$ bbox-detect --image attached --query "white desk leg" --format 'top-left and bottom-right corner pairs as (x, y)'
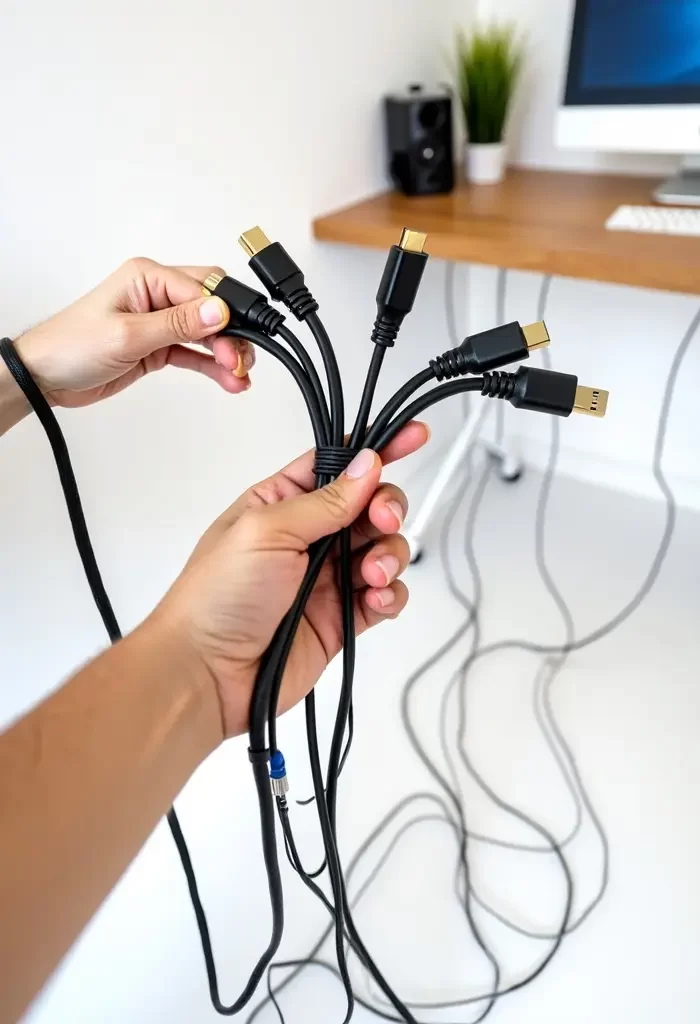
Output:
(405, 400), (492, 563)
(481, 434), (523, 482)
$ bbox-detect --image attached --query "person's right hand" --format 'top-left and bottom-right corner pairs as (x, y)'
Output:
(152, 423), (428, 741)
(13, 257), (253, 409)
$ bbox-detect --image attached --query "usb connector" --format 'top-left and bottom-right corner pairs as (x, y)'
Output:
(239, 226), (272, 260)
(238, 226), (318, 320)
(200, 272), (284, 335)
(521, 321), (550, 352)
(574, 385), (608, 418)
(430, 320), (551, 379)
(371, 227), (429, 347)
(399, 228), (427, 254)
(504, 366), (609, 418)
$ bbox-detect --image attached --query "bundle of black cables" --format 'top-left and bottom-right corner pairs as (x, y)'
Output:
(0, 226), (609, 1023)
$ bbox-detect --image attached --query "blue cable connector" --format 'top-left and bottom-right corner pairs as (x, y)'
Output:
(269, 750), (289, 796)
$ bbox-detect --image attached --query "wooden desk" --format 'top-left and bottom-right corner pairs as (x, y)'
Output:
(312, 168), (700, 296)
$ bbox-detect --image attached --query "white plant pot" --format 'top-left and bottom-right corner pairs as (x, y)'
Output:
(465, 142), (506, 185)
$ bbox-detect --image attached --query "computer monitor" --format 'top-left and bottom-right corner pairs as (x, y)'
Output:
(557, 0), (700, 204)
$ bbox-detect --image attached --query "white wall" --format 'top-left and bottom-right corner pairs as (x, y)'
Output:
(3, 2), (697, 1023)
(468, 0), (700, 508)
(0, 1), (472, 1021)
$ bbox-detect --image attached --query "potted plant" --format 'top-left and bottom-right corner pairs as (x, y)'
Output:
(455, 23), (523, 185)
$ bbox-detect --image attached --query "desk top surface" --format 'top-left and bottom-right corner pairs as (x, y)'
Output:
(312, 168), (700, 295)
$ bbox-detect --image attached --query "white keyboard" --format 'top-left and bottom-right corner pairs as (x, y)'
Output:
(606, 205), (700, 236)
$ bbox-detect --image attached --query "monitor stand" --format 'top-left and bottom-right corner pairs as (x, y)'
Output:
(655, 155), (700, 206)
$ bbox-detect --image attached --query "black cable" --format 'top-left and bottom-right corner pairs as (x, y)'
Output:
(445, 262), (470, 418)
(0, 338), (120, 642)
(304, 311), (344, 445)
(0, 334), (307, 1017)
(368, 368), (435, 446)
(276, 323), (331, 445)
(349, 346), (386, 449)
(223, 327), (328, 451)
(367, 378), (489, 452)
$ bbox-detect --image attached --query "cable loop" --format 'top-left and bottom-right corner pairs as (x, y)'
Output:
(313, 447), (358, 477)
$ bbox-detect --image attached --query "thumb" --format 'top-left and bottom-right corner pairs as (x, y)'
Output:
(261, 449), (382, 547)
(120, 295), (230, 355)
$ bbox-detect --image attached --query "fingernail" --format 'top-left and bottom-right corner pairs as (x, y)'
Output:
(387, 500), (404, 528)
(233, 352), (246, 378)
(241, 346), (255, 371)
(199, 297), (228, 327)
(375, 587), (396, 609)
(345, 449), (375, 479)
(375, 555), (399, 586)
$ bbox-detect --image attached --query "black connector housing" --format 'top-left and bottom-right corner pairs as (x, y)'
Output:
(431, 321), (550, 380)
(247, 242), (319, 320)
(371, 237), (429, 347)
(465, 322), (530, 372)
(508, 365), (578, 417)
(208, 276), (285, 335)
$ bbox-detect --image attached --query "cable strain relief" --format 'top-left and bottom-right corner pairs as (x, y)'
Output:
(429, 348), (469, 381)
(370, 314), (400, 348)
(481, 371), (516, 400)
(287, 286), (319, 320)
(256, 305), (285, 335)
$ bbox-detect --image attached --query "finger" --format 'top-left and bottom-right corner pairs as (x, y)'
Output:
(165, 345), (251, 393)
(117, 259), (227, 311)
(359, 580), (410, 630)
(211, 335), (256, 377)
(254, 450), (382, 549)
(174, 265), (227, 286)
(117, 294), (231, 359)
(343, 483), (407, 556)
(276, 421), (429, 495)
(350, 533), (410, 590)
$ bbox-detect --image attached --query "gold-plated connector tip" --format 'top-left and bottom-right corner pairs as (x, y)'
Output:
(574, 385), (609, 418)
(522, 321), (550, 351)
(239, 226), (272, 259)
(399, 228), (427, 254)
(201, 273), (224, 297)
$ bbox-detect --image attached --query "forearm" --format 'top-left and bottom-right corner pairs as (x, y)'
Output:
(0, 614), (222, 1023)
(0, 355), (29, 437)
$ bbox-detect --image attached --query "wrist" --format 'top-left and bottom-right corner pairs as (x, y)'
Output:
(0, 345), (30, 436)
(133, 610), (225, 761)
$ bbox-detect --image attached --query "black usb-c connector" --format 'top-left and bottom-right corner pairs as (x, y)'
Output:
(371, 228), (429, 347)
(239, 227), (319, 320)
(431, 320), (550, 379)
(202, 272), (284, 335)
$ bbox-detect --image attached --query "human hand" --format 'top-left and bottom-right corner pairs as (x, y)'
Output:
(154, 423), (429, 739)
(13, 258), (254, 408)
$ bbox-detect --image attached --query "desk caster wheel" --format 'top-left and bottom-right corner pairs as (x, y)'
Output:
(499, 455), (523, 484)
(406, 534), (423, 564)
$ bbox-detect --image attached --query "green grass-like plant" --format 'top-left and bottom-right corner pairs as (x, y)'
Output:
(456, 24), (523, 144)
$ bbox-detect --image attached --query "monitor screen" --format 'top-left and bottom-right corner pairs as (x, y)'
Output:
(565, 0), (700, 105)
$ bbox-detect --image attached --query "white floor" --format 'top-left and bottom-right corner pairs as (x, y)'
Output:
(265, 453), (700, 1024)
(15, 444), (700, 1024)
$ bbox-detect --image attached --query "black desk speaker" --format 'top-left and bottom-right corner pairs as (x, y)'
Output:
(384, 84), (454, 196)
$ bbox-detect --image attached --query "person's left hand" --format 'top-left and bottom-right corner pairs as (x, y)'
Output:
(13, 257), (253, 408)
